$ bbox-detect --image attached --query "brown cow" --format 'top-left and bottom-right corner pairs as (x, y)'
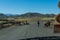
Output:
(44, 21), (51, 28)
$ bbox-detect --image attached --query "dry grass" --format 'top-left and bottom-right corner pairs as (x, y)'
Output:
(0, 21), (6, 23)
(41, 17), (55, 21)
(9, 17), (42, 23)
(7, 17), (55, 23)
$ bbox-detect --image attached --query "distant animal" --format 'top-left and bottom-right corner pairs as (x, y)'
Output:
(44, 21), (51, 27)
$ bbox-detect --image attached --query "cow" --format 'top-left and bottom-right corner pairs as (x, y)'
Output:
(44, 20), (51, 28)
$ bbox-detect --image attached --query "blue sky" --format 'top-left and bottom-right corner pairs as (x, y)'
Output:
(0, 0), (59, 15)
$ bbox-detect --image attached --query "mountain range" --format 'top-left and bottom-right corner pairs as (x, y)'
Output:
(0, 12), (56, 18)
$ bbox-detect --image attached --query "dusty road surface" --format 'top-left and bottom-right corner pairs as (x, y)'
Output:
(0, 21), (60, 40)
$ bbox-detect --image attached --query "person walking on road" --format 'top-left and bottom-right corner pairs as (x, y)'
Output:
(37, 20), (40, 27)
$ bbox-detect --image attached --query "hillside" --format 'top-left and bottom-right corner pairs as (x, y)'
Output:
(0, 12), (56, 18)
(15, 12), (56, 18)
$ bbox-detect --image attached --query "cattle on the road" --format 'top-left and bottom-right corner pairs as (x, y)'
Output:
(44, 21), (51, 27)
